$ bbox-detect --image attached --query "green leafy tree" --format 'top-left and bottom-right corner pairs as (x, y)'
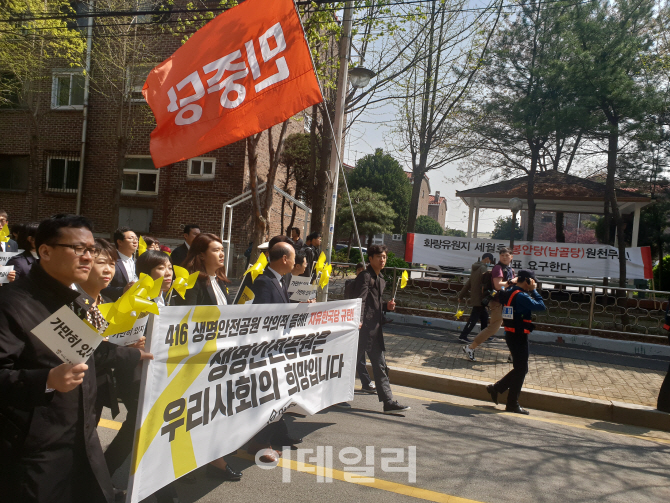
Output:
(491, 216), (523, 241)
(346, 149), (412, 233)
(414, 215), (443, 236)
(443, 227), (466, 237)
(565, 0), (662, 286)
(336, 188), (396, 249)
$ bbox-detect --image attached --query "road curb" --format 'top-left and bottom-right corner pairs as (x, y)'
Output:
(386, 312), (670, 358)
(373, 365), (670, 433)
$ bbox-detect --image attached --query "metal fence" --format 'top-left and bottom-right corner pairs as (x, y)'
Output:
(328, 262), (670, 343)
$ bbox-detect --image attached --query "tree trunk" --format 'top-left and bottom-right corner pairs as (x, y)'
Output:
(367, 234), (374, 250)
(555, 211), (565, 242)
(110, 136), (129, 236)
(658, 238), (663, 290)
(311, 104), (333, 233)
(407, 172), (424, 233)
(526, 146), (539, 241)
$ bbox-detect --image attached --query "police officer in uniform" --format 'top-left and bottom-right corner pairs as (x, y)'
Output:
(658, 305), (670, 412)
(486, 269), (546, 415)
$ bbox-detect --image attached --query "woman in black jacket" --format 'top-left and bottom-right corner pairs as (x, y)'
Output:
(174, 233), (231, 306)
(6, 221), (39, 281)
(173, 233), (242, 481)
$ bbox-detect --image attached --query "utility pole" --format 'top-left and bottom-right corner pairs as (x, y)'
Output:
(319, 2), (354, 302)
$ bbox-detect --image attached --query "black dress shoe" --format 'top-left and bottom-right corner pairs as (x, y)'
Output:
(206, 463), (243, 481)
(486, 385), (498, 405)
(505, 404), (529, 415)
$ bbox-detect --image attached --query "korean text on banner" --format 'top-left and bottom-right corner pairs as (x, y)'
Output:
(0, 252), (19, 267)
(405, 233), (653, 280)
(127, 299), (361, 503)
(142, 0), (323, 168)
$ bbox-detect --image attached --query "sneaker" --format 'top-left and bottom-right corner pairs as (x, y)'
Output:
(383, 401), (411, 414)
(360, 384), (377, 394)
(462, 345), (476, 361)
(507, 354), (513, 363)
(458, 336), (470, 343)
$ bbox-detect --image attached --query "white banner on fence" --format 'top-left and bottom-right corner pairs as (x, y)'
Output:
(127, 299), (361, 503)
(405, 233), (653, 279)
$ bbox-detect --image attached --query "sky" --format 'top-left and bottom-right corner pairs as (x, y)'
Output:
(339, 0), (510, 234)
(342, 104), (508, 234)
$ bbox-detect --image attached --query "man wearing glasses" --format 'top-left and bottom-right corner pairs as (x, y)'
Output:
(103, 226), (139, 301)
(0, 214), (113, 503)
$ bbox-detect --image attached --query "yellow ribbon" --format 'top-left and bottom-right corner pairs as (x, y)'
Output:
(0, 224), (9, 243)
(166, 265), (199, 300)
(400, 270), (409, 289)
(314, 251), (327, 274)
(244, 253), (268, 282)
(318, 263), (332, 289)
(455, 310), (465, 320)
(138, 236), (147, 256)
(98, 273), (162, 337)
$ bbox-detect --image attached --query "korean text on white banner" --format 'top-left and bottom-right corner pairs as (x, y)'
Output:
(127, 299), (361, 502)
(405, 233), (653, 280)
(0, 251), (19, 267)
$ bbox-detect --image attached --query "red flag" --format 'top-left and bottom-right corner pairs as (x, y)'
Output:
(142, 0), (323, 168)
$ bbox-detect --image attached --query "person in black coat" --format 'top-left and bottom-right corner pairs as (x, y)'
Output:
(0, 214), (113, 503)
(353, 244), (410, 415)
(101, 227), (138, 301)
(290, 227), (304, 252)
(6, 221), (39, 282)
(248, 242), (302, 460)
(169, 224), (201, 268)
(171, 234), (242, 483)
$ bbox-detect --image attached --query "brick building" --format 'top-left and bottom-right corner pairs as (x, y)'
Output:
(0, 9), (307, 278)
(427, 191), (447, 229)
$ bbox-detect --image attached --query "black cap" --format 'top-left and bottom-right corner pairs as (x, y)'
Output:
(482, 253), (495, 262)
(517, 269), (535, 281)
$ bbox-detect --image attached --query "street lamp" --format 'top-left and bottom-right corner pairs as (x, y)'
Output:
(509, 197), (523, 250)
(348, 66), (376, 89)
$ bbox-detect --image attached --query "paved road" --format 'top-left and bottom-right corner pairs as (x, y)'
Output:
(98, 383), (670, 503)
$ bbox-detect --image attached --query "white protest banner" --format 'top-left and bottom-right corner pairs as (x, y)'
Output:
(0, 265), (13, 284)
(287, 275), (317, 302)
(127, 299), (361, 502)
(107, 316), (148, 346)
(405, 233), (653, 280)
(0, 251), (18, 267)
(30, 305), (104, 364)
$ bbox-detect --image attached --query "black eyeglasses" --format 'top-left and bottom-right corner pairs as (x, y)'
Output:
(51, 244), (101, 258)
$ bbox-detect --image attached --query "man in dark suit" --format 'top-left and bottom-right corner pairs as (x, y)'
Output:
(353, 244), (410, 414)
(101, 227), (138, 301)
(249, 242), (300, 461)
(0, 209), (19, 253)
(170, 224), (200, 268)
(252, 242), (294, 304)
(290, 227), (304, 252)
(0, 214), (113, 503)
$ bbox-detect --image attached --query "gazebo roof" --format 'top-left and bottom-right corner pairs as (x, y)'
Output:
(456, 171), (651, 214)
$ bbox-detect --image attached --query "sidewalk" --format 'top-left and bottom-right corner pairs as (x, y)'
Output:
(382, 326), (668, 408)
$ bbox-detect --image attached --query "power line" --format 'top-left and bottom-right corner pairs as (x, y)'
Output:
(0, 0), (587, 24)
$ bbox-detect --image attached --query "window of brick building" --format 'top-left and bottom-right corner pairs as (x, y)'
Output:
(542, 214), (553, 223)
(46, 156), (80, 192)
(392, 234), (402, 241)
(127, 64), (155, 102)
(51, 69), (85, 109)
(188, 157), (215, 179)
(122, 157), (158, 195)
(0, 155), (29, 191)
